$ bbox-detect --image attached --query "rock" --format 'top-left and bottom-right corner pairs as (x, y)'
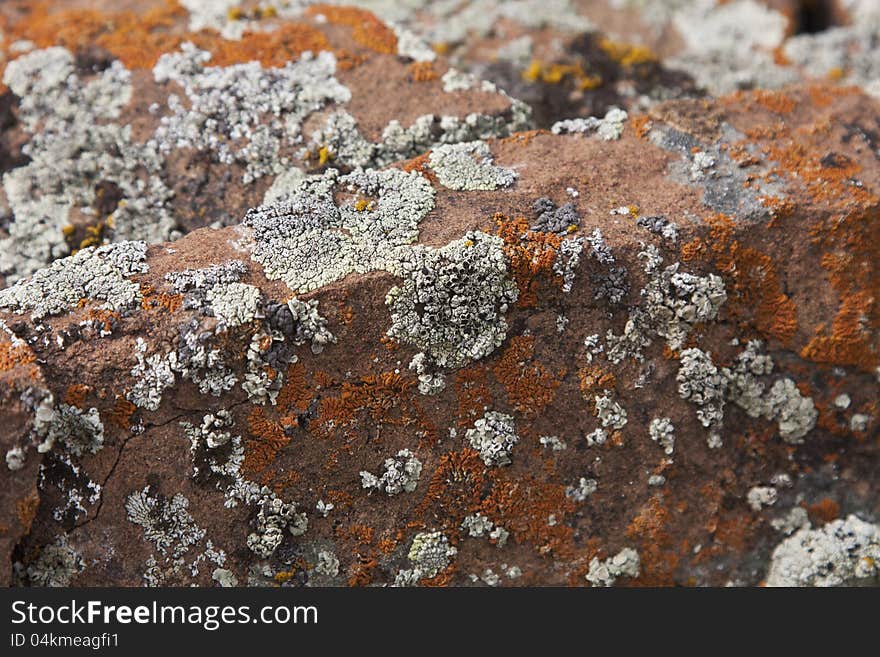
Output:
(0, 1), (877, 588)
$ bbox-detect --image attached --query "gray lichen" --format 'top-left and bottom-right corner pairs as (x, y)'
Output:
(125, 487), (206, 559)
(551, 107), (628, 140)
(153, 44), (350, 184)
(385, 231), (518, 369)
(427, 141), (517, 191)
(585, 547), (640, 587)
(0, 242), (148, 321)
(465, 410), (519, 467)
(360, 449), (423, 496)
(394, 531), (457, 586)
(766, 515), (880, 587)
(245, 168), (435, 293)
(1, 48), (173, 280)
(648, 417), (675, 455)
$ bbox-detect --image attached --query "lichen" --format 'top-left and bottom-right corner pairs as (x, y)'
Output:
(360, 449), (423, 495)
(153, 43), (351, 183)
(427, 140), (517, 191)
(394, 530), (457, 586)
(245, 167), (435, 293)
(551, 107), (628, 140)
(385, 231), (518, 369)
(766, 515), (880, 587)
(465, 410), (518, 467)
(585, 547), (640, 587)
(0, 242), (148, 320)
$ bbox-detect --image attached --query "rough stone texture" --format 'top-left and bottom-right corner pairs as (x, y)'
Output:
(0, 1), (878, 588)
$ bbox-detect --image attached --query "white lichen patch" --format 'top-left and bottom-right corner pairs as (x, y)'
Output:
(386, 231), (518, 369)
(427, 141), (517, 191)
(585, 547), (640, 587)
(565, 477), (598, 502)
(677, 348), (727, 429)
(0, 242), (148, 320)
(245, 167), (435, 293)
(126, 487), (206, 559)
(153, 44), (351, 183)
(360, 449), (423, 496)
(33, 403), (105, 457)
(747, 485), (778, 512)
(551, 107), (628, 140)
(394, 531), (457, 586)
(766, 515), (880, 587)
(465, 411), (519, 467)
(206, 282), (261, 328)
(18, 535), (84, 587)
(1, 48), (173, 280)
(128, 338), (177, 412)
(594, 393), (628, 429)
(649, 417), (675, 455)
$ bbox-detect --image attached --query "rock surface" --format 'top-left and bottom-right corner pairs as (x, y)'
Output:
(0, 1), (878, 587)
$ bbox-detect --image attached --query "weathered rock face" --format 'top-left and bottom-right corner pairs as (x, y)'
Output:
(0, 2), (878, 588)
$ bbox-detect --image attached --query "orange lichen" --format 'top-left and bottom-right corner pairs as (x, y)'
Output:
(401, 151), (438, 184)
(626, 494), (678, 586)
(407, 61), (438, 82)
(480, 476), (575, 557)
(746, 89), (796, 115)
(598, 38), (658, 68)
(105, 397), (136, 430)
(577, 365), (616, 400)
(522, 59), (602, 90)
(62, 384), (91, 409)
(0, 342), (36, 373)
(805, 498), (840, 526)
(686, 214), (798, 345)
(417, 448), (486, 529)
(454, 366), (493, 427)
(492, 335), (564, 418)
(2, 1), (346, 73)
(630, 115), (652, 139)
(494, 213), (563, 308)
(243, 407), (290, 481)
(16, 493), (40, 531)
(313, 371), (421, 444)
(140, 284), (183, 313)
(305, 5), (397, 54)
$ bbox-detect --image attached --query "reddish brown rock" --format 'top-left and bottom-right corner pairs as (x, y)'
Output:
(1, 79), (878, 586)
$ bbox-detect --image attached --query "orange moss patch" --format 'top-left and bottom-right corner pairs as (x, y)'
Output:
(243, 407), (290, 482)
(494, 213), (563, 308)
(407, 61), (438, 82)
(16, 493), (40, 531)
(105, 397), (136, 430)
(0, 341), (37, 373)
(480, 476), (575, 557)
(805, 498), (840, 526)
(63, 384), (91, 409)
(306, 5), (397, 54)
(492, 335), (564, 418)
(684, 214), (798, 344)
(417, 448), (487, 530)
(455, 366), (493, 428)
